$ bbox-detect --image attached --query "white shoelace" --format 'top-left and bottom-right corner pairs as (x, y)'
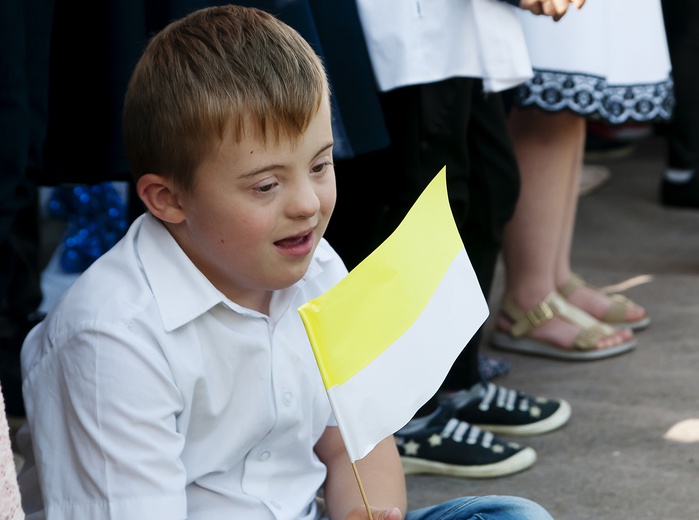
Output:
(478, 383), (528, 413)
(441, 418), (494, 448)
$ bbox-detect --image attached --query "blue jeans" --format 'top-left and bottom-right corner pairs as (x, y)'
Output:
(405, 496), (554, 520)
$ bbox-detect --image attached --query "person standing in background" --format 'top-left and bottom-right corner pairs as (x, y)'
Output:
(492, 0), (672, 360)
(324, 0), (583, 478)
(659, 0), (699, 209)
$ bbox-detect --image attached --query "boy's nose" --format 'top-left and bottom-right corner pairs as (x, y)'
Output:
(288, 179), (321, 218)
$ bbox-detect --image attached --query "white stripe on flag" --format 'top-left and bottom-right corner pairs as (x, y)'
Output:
(326, 249), (488, 461)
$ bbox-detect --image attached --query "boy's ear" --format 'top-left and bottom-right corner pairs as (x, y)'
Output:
(136, 174), (186, 223)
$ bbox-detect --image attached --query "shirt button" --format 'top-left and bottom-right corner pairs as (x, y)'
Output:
(282, 391), (293, 405)
(259, 450), (271, 461)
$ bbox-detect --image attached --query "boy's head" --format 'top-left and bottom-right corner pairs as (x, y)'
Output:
(124, 6), (336, 311)
(123, 5), (329, 192)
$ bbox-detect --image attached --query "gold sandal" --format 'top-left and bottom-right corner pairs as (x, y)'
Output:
(558, 273), (651, 331)
(491, 292), (636, 361)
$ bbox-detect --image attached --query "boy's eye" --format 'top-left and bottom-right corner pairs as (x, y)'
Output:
(311, 160), (333, 174)
(256, 181), (277, 193)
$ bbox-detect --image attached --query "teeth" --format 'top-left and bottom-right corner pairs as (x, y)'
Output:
(278, 235), (305, 246)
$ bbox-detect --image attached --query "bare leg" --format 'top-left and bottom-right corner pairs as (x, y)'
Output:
(503, 108), (576, 307)
(553, 122), (647, 327)
(499, 108), (630, 351)
(553, 112), (585, 286)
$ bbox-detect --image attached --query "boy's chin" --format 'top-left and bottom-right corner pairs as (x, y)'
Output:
(272, 261), (314, 289)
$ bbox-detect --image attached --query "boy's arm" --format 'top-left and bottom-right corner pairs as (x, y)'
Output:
(315, 426), (406, 520)
(20, 326), (188, 519)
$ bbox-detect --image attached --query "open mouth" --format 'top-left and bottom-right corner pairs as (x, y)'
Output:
(275, 231), (311, 247)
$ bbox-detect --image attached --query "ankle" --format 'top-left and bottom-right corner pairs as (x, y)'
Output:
(502, 290), (557, 315)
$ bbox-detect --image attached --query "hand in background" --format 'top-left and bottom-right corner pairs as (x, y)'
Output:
(519, 0), (585, 22)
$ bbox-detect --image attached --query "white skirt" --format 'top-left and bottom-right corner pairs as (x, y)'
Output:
(355, 0), (532, 93)
(513, 0), (674, 123)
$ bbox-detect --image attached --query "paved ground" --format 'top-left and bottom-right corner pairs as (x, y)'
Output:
(405, 133), (699, 519)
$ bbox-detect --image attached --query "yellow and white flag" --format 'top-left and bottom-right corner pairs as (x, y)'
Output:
(298, 167), (489, 462)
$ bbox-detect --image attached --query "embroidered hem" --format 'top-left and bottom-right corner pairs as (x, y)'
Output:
(514, 69), (674, 124)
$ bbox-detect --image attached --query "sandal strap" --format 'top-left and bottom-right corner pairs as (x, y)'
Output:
(573, 324), (609, 350)
(541, 296), (612, 350)
(559, 273), (639, 324)
(501, 292), (610, 351)
(557, 273), (586, 298)
(501, 292), (562, 338)
(604, 293), (633, 322)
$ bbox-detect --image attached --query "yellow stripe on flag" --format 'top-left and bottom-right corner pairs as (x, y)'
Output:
(299, 167), (461, 389)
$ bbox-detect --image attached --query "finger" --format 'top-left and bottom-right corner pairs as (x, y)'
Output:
(553, 0), (571, 15)
(345, 506), (403, 520)
(540, 0), (558, 18)
(374, 508), (403, 520)
(547, 0), (569, 21)
(519, 0), (544, 16)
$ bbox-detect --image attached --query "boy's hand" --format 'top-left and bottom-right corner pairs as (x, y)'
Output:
(343, 506), (403, 520)
(518, 0), (585, 22)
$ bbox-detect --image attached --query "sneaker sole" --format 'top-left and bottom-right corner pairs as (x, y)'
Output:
(400, 446), (537, 479)
(473, 399), (572, 436)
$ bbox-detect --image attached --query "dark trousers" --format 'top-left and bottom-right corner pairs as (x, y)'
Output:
(0, 0), (54, 330)
(0, 0), (55, 416)
(661, 0), (699, 171)
(327, 78), (520, 390)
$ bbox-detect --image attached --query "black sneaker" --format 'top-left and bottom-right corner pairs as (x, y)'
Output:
(394, 406), (536, 478)
(660, 174), (699, 209)
(441, 383), (571, 436)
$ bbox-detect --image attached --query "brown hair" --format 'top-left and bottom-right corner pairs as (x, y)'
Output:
(123, 5), (328, 192)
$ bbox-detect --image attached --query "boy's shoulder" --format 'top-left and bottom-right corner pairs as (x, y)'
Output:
(52, 213), (203, 327)
(45, 215), (157, 330)
(20, 216), (164, 378)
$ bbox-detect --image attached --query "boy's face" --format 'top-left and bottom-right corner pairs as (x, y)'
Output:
(170, 98), (336, 312)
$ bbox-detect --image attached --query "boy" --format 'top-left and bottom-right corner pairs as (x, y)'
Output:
(17, 6), (554, 519)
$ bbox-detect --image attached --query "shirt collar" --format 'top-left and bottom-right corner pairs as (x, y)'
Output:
(136, 213), (332, 331)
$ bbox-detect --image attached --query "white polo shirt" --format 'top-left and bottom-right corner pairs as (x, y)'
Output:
(17, 212), (347, 520)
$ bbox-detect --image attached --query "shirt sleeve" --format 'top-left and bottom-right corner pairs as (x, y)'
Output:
(22, 322), (188, 520)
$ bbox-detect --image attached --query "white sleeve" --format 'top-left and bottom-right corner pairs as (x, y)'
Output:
(21, 323), (188, 520)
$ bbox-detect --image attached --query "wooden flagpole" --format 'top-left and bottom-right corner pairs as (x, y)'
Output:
(351, 462), (374, 520)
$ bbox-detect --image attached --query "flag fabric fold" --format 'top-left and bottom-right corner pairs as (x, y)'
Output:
(298, 167), (489, 462)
